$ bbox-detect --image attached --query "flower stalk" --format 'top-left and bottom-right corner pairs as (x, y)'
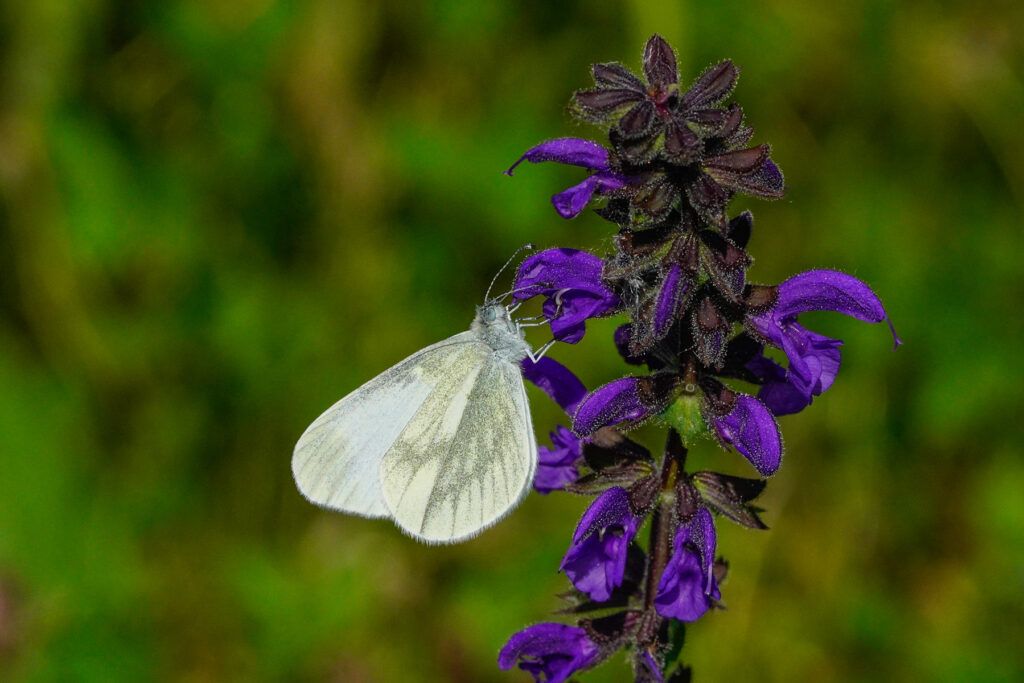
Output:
(498, 35), (899, 682)
(643, 430), (684, 617)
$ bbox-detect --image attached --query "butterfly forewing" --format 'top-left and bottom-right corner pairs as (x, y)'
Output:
(380, 347), (536, 543)
(292, 332), (478, 517)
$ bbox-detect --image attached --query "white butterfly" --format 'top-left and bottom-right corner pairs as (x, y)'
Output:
(292, 298), (547, 544)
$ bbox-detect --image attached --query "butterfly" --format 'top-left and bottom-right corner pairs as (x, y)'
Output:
(292, 251), (549, 543)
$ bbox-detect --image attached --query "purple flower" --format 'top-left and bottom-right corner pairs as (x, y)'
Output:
(748, 269), (900, 415)
(535, 426), (584, 494)
(710, 394), (782, 477)
(505, 137), (629, 219)
(498, 622), (601, 683)
(744, 353), (810, 417)
(561, 486), (643, 601)
(655, 508), (720, 622)
(522, 356), (589, 493)
(572, 377), (657, 436)
(522, 356), (588, 415)
(514, 248), (620, 344)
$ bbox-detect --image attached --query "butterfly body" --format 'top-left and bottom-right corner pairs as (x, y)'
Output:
(292, 304), (537, 543)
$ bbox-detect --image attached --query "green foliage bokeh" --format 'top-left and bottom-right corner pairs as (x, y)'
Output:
(0, 1), (1021, 681)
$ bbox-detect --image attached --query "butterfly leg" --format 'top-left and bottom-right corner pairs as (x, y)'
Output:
(514, 287), (568, 329)
(525, 338), (557, 363)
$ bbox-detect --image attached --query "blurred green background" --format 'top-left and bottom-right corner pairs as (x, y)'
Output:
(1, 1), (1022, 681)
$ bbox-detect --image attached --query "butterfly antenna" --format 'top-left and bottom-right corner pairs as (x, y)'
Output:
(484, 243), (534, 303)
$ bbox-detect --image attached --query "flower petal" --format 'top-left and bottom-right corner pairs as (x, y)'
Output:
(534, 426), (584, 494)
(711, 394), (782, 476)
(773, 270), (897, 338)
(783, 326), (842, 394)
(513, 248), (620, 344)
(542, 293), (614, 343)
(654, 510), (719, 622)
(550, 172), (627, 219)
(747, 353), (812, 416)
(498, 622), (601, 683)
(573, 377), (653, 436)
(689, 508), (717, 591)
(758, 380), (811, 416)
(746, 270), (899, 412)
(505, 137), (610, 176)
(570, 487), (634, 544)
(561, 486), (642, 601)
(513, 248), (606, 301)
(522, 356), (588, 414)
(656, 547), (709, 621)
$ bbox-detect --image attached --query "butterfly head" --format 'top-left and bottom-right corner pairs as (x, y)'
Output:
(473, 303), (530, 360)
(475, 302), (517, 333)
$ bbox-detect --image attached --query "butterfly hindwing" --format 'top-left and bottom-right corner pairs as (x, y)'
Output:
(291, 332), (478, 518)
(380, 348), (536, 543)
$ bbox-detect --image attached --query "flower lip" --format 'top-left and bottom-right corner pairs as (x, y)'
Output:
(521, 356), (588, 415)
(504, 138), (633, 219)
(767, 269), (901, 347)
(560, 486), (643, 601)
(654, 508), (720, 621)
(521, 356), (589, 494)
(551, 173), (629, 219)
(745, 269), (900, 415)
(504, 137), (611, 176)
(534, 425), (585, 494)
(513, 248), (620, 344)
(498, 622), (602, 683)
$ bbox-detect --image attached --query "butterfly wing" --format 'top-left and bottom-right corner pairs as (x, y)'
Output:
(292, 332), (478, 518)
(379, 349), (537, 544)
